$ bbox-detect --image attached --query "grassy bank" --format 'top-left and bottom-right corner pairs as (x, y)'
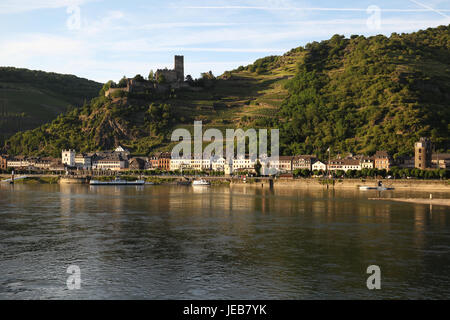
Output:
(14, 177), (60, 184)
(145, 177), (179, 185)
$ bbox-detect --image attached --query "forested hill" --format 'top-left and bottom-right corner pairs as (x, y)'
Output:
(0, 67), (102, 144)
(278, 25), (449, 158)
(4, 25), (449, 159)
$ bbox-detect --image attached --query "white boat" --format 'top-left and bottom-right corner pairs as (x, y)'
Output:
(360, 186), (395, 191)
(90, 178), (145, 186)
(192, 179), (211, 186)
(360, 182), (394, 191)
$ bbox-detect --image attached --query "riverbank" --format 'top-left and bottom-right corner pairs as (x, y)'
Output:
(1, 175), (449, 191)
(0, 176), (60, 184)
(231, 178), (450, 192)
(370, 198), (450, 207)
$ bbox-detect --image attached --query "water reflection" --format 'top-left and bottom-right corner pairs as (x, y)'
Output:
(0, 184), (449, 299)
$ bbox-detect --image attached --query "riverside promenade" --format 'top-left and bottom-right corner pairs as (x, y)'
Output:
(1, 174), (449, 192)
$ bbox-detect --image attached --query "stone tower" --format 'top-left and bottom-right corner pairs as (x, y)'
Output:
(174, 55), (184, 82)
(62, 149), (76, 167)
(415, 137), (432, 169)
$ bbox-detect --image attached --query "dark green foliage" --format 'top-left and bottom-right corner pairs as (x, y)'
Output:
(254, 160), (262, 176)
(246, 56), (279, 74)
(280, 25), (450, 159)
(133, 74), (145, 82)
(118, 76), (128, 88)
(4, 94), (174, 157)
(0, 67), (101, 98)
(157, 74), (166, 84)
(0, 67), (102, 145)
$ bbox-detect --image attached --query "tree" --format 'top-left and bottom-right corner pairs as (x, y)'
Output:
(118, 76), (128, 88)
(254, 160), (262, 176)
(185, 75), (194, 84)
(133, 74), (145, 82)
(148, 70), (154, 81)
(99, 80), (116, 96)
(157, 74), (166, 84)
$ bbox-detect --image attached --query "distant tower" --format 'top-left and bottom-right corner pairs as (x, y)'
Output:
(174, 55), (184, 82)
(62, 150), (76, 167)
(415, 137), (432, 169)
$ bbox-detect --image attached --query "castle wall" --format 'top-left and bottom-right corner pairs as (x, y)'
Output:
(155, 69), (178, 83)
(105, 87), (129, 97)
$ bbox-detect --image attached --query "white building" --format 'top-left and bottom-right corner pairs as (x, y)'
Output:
(360, 157), (374, 169)
(233, 157), (257, 173)
(34, 157), (55, 169)
(62, 150), (76, 167)
(312, 161), (327, 172)
(211, 157), (227, 172)
(268, 156), (293, 173)
(92, 154), (126, 171)
(224, 162), (233, 176)
(170, 158), (192, 171)
(7, 157), (31, 168)
(114, 146), (128, 153)
(342, 159), (362, 172)
(292, 155), (316, 171)
(75, 154), (92, 170)
(171, 157), (214, 172)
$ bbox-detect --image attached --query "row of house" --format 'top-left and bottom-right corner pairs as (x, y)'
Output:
(2, 138), (448, 174)
(62, 147), (136, 171)
(0, 155), (65, 171)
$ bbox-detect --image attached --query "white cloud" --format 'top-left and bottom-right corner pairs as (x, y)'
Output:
(0, 0), (95, 14)
(0, 34), (85, 58)
(176, 5), (450, 13)
(80, 10), (125, 34)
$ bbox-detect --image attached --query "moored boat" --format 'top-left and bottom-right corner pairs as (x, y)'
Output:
(192, 179), (211, 186)
(360, 181), (394, 191)
(90, 178), (145, 186)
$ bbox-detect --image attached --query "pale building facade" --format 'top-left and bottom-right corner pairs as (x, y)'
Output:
(62, 150), (76, 167)
(312, 161), (327, 172)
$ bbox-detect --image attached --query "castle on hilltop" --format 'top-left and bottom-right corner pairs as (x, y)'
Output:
(105, 55), (187, 97)
(154, 55), (184, 83)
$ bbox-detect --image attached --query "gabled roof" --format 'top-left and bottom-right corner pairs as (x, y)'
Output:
(375, 151), (391, 158)
(342, 159), (360, 166)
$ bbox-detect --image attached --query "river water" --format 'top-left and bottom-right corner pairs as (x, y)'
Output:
(0, 183), (449, 299)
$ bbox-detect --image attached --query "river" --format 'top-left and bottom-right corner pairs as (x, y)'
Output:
(0, 183), (449, 299)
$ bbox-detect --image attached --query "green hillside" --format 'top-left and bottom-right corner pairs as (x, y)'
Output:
(0, 67), (103, 144)
(4, 25), (449, 159)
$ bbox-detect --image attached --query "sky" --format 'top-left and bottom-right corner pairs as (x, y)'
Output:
(0, 0), (449, 83)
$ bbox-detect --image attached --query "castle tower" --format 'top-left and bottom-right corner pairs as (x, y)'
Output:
(62, 149), (76, 167)
(415, 137), (432, 169)
(174, 55), (184, 82)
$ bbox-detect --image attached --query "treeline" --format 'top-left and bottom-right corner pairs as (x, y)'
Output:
(0, 67), (102, 103)
(292, 168), (449, 180)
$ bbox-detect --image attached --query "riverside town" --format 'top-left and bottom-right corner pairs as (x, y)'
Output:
(1, 137), (448, 181)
